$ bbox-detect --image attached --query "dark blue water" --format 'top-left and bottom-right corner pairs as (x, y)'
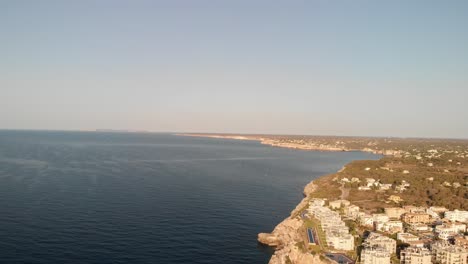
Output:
(0, 131), (379, 264)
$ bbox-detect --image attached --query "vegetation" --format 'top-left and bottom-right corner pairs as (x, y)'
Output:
(189, 133), (468, 210)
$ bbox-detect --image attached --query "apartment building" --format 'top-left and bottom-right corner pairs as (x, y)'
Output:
(402, 213), (431, 224)
(361, 246), (391, 264)
(400, 247), (432, 264)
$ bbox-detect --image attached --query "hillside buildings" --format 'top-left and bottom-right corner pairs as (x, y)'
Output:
(304, 198), (467, 264)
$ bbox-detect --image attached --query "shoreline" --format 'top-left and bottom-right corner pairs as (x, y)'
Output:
(176, 133), (468, 263)
(176, 133), (388, 264)
(176, 133), (388, 155)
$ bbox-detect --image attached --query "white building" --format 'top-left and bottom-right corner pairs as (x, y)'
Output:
(376, 220), (403, 234)
(308, 202), (354, 251)
(403, 206), (426, 214)
(359, 213), (374, 227)
(434, 244), (468, 264)
(427, 206), (448, 219)
(397, 233), (420, 243)
(344, 205), (360, 220)
(385, 207), (406, 219)
(445, 210), (468, 223)
(436, 223), (467, 240)
(327, 233), (354, 251)
(372, 214), (390, 224)
(309, 198), (326, 207)
(365, 233), (396, 254)
(400, 247), (432, 264)
(380, 184), (392, 190)
(329, 199), (350, 209)
(351, 177), (361, 183)
(361, 246), (391, 264)
(409, 223), (430, 232)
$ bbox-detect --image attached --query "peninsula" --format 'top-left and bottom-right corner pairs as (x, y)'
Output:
(179, 133), (468, 264)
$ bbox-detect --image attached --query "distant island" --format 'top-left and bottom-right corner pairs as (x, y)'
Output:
(179, 133), (468, 264)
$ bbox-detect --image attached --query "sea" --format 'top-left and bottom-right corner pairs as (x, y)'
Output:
(0, 131), (379, 264)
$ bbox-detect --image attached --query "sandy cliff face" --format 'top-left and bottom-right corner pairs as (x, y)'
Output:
(258, 182), (329, 264)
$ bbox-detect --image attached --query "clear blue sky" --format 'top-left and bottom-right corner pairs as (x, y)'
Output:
(1, 0), (467, 138)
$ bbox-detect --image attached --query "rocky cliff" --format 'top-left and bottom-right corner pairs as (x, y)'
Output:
(258, 182), (330, 264)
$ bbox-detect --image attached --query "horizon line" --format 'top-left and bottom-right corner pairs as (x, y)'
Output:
(1, 128), (467, 141)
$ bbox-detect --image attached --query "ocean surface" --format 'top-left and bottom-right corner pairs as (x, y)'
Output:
(0, 131), (379, 264)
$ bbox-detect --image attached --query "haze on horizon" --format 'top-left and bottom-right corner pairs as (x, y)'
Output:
(1, 1), (468, 139)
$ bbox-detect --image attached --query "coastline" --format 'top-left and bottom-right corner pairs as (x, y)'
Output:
(177, 133), (388, 155)
(176, 133), (468, 263)
(176, 133), (387, 264)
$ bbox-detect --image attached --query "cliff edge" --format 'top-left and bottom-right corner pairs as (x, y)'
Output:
(258, 182), (329, 264)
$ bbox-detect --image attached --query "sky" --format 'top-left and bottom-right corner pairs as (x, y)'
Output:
(1, 0), (468, 138)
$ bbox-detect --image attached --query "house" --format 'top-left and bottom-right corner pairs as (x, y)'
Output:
(388, 195), (403, 203)
(366, 178), (376, 186)
(379, 183), (392, 190)
(400, 247), (432, 264)
(340, 177), (350, 184)
(329, 199), (350, 209)
(309, 198), (326, 207)
(351, 177), (361, 183)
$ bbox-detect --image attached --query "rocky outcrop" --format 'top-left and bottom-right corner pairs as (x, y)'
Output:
(258, 182), (329, 264)
(258, 233), (281, 247)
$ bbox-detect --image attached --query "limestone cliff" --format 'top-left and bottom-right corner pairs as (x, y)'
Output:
(258, 182), (329, 264)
